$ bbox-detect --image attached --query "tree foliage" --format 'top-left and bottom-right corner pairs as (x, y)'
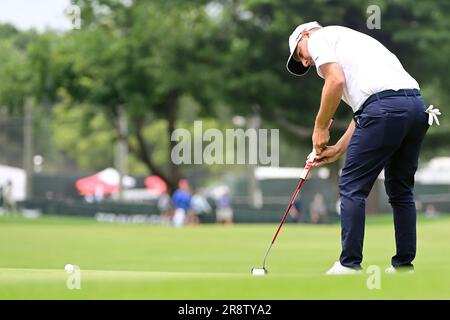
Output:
(0, 0), (448, 189)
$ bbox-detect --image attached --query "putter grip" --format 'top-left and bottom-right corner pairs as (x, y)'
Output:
(300, 162), (313, 180)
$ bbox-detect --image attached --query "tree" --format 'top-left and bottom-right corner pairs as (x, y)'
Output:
(0, 25), (58, 168)
(51, 0), (232, 192)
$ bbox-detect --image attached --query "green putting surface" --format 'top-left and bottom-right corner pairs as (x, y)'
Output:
(0, 214), (449, 299)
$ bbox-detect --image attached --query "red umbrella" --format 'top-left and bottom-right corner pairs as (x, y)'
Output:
(75, 168), (135, 196)
(144, 176), (167, 195)
(75, 175), (118, 196)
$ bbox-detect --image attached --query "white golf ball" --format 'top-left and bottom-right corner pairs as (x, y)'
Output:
(64, 264), (74, 272)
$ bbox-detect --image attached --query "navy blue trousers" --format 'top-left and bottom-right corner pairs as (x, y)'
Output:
(339, 92), (429, 269)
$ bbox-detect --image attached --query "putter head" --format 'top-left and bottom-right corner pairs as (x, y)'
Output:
(251, 267), (268, 276)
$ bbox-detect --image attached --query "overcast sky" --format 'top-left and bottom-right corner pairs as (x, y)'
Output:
(0, 0), (72, 32)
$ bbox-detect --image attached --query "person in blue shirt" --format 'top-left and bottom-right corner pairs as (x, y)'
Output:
(171, 179), (192, 227)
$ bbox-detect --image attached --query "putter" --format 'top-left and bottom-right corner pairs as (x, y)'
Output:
(251, 119), (333, 276)
(251, 158), (315, 276)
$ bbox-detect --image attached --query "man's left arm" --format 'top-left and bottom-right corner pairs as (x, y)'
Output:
(312, 62), (345, 155)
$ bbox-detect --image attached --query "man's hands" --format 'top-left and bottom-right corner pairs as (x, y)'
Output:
(312, 126), (330, 156)
(312, 144), (344, 166)
(308, 120), (356, 167)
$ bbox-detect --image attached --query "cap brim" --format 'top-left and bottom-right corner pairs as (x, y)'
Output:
(286, 52), (310, 76)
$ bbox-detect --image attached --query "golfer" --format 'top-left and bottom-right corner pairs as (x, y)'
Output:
(286, 22), (440, 274)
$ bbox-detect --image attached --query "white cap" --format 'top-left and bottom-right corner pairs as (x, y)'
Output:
(286, 21), (322, 76)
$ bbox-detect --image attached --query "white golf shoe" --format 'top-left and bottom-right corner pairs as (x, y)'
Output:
(326, 261), (362, 275)
(385, 265), (415, 274)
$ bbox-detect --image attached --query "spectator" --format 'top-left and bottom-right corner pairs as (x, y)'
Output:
(289, 198), (303, 223)
(171, 179), (191, 227)
(2, 180), (15, 215)
(425, 204), (439, 217)
(215, 188), (233, 224)
(157, 193), (173, 225)
(309, 193), (327, 224)
(189, 189), (212, 225)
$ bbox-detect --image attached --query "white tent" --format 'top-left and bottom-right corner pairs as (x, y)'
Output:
(254, 166), (330, 180)
(255, 167), (303, 180)
(0, 165), (26, 201)
(415, 157), (450, 185)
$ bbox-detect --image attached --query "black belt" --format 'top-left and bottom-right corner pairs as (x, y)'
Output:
(355, 89), (420, 116)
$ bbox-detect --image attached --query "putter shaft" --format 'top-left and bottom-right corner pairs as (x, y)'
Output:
(261, 163), (313, 270)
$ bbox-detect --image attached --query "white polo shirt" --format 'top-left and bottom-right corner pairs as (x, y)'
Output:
(307, 26), (420, 113)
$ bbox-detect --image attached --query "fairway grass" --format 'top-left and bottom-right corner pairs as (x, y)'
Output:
(0, 214), (449, 299)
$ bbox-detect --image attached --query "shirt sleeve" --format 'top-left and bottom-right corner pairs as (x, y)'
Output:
(308, 32), (338, 74)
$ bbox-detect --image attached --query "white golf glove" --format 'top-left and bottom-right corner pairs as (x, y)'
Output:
(425, 105), (441, 126)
